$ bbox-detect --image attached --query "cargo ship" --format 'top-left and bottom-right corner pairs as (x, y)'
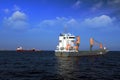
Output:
(16, 47), (36, 52)
(55, 33), (108, 57)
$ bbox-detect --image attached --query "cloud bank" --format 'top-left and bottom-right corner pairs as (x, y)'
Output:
(3, 10), (29, 30)
(2, 4), (117, 32)
(38, 15), (116, 31)
(38, 17), (78, 31)
(82, 15), (115, 28)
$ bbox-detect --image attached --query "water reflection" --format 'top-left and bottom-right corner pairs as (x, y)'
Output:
(56, 57), (74, 79)
(55, 56), (102, 79)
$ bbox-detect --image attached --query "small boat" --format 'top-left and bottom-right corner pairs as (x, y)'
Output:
(55, 33), (108, 57)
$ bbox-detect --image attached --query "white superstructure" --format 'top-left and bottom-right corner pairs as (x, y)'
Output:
(17, 46), (23, 51)
(55, 33), (77, 52)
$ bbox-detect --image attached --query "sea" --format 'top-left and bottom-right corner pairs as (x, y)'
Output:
(0, 51), (119, 80)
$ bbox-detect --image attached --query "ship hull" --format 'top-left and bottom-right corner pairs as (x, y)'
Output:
(55, 50), (108, 57)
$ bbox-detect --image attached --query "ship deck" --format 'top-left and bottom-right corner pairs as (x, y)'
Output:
(55, 50), (108, 57)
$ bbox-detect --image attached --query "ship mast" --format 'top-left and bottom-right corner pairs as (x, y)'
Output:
(64, 24), (68, 33)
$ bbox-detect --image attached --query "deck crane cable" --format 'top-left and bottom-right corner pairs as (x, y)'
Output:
(94, 39), (101, 45)
(90, 38), (103, 51)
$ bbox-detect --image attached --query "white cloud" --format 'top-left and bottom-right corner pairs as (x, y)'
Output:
(3, 11), (29, 30)
(108, 0), (120, 4)
(38, 17), (78, 28)
(72, 0), (81, 9)
(3, 5), (20, 14)
(37, 15), (117, 31)
(82, 15), (115, 28)
(10, 11), (27, 21)
(91, 2), (103, 12)
(3, 8), (10, 14)
(107, 0), (120, 7)
(67, 18), (78, 26)
(13, 5), (20, 11)
(114, 0), (120, 4)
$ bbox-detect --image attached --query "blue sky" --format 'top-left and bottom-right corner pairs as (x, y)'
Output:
(0, 0), (120, 50)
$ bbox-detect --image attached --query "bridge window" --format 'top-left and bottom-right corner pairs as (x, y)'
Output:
(59, 40), (62, 42)
(69, 37), (75, 39)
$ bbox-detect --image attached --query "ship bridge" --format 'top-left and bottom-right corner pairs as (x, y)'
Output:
(56, 33), (76, 52)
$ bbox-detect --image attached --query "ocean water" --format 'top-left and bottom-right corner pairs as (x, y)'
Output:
(0, 51), (120, 80)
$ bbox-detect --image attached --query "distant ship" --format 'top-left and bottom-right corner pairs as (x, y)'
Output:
(55, 33), (108, 57)
(16, 47), (36, 52)
(16, 46), (23, 52)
